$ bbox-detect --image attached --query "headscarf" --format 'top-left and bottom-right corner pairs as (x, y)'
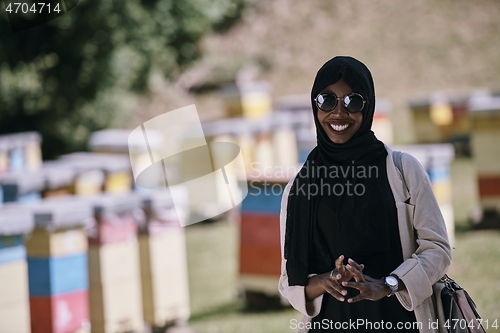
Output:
(284, 56), (389, 286)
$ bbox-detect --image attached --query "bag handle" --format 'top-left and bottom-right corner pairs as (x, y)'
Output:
(392, 150), (410, 203)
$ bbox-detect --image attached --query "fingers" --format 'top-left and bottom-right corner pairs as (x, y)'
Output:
(341, 281), (369, 303)
(346, 293), (367, 303)
(346, 264), (365, 282)
(335, 255), (345, 279)
(341, 281), (362, 290)
(325, 283), (348, 302)
(347, 258), (364, 271)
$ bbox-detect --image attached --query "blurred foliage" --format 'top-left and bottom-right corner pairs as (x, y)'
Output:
(0, 0), (250, 159)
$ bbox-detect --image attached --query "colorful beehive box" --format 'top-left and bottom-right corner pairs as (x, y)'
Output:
(468, 93), (500, 226)
(25, 197), (93, 333)
(40, 161), (76, 198)
(137, 190), (190, 328)
(23, 132), (43, 172)
(221, 81), (273, 120)
(0, 136), (10, 174)
(239, 172), (293, 301)
(0, 205), (34, 333)
(60, 153), (133, 195)
(372, 99), (394, 146)
(203, 118), (256, 174)
(409, 94), (470, 145)
(86, 194), (143, 333)
(54, 157), (105, 197)
(270, 116), (299, 169)
(0, 132), (42, 173)
(0, 170), (45, 203)
(88, 129), (166, 192)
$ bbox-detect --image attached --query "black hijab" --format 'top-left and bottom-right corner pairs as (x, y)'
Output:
(284, 56), (389, 286)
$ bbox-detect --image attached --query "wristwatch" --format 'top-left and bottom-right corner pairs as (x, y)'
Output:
(384, 275), (399, 297)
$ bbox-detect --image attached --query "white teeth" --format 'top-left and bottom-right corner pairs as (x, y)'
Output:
(330, 123), (349, 132)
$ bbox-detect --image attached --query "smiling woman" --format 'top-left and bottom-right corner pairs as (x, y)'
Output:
(278, 56), (452, 333)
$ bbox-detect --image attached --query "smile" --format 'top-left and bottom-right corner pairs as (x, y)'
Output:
(330, 123), (350, 132)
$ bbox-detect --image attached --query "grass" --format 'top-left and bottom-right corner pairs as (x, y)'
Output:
(184, 220), (500, 333)
(447, 230), (500, 332)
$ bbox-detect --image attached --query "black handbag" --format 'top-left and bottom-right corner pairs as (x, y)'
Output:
(440, 275), (485, 333)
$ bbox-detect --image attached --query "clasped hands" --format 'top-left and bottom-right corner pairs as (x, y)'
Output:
(305, 255), (392, 303)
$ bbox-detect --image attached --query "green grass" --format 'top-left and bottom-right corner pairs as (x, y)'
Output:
(448, 230), (500, 332)
(184, 220), (500, 333)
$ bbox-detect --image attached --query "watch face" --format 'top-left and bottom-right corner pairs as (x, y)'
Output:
(386, 276), (398, 287)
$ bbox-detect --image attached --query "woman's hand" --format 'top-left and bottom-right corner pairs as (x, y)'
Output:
(305, 255), (364, 302)
(341, 264), (392, 303)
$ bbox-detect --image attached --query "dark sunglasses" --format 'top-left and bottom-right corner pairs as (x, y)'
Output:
(314, 92), (366, 113)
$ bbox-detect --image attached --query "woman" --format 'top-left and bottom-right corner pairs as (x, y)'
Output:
(278, 56), (451, 332)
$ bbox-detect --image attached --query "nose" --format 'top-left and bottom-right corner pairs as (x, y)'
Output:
(328, 104), (348, 117)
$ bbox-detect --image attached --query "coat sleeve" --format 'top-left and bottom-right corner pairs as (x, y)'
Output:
(391, 153), (452, 311)
(278, 180), (323, 317)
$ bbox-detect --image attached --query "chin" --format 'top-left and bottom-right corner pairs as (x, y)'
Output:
(330, 137), (350, 144)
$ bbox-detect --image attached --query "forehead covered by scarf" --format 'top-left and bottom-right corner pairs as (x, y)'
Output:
(311, 56), (376, 139)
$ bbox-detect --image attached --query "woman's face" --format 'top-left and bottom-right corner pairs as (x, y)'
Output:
(316, 78), (363, 144)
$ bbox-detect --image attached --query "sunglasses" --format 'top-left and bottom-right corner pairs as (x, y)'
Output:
(314, 92), (366, 113)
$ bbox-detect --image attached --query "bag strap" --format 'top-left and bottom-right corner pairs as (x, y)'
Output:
(392, 150), (410, 203)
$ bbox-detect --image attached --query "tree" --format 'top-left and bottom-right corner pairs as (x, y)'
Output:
(0, 0), (249, 159)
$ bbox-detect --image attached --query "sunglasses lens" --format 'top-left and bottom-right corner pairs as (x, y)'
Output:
(316, 94), (337, 111)
(344, 94), (365, 113)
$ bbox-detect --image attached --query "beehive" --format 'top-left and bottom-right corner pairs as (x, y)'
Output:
(469, 93), (500, 225)
(25, 198), (93, 333)
(137, 190), (190, 328)
(0, 205), (34, 333)
(0, 170), (45, 203)
(86, 194), (144, 333)
(409, 94), (469, 145)
(239, 171), (293, 303)
(221, 82), (273, 120)
(60, 153), (133, 195)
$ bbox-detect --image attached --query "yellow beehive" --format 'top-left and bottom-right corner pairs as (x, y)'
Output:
(25, 228), (87, 257)
(88, 239), (143, 333)
(104, 171), (132, 194)
(271, 122), (298, 168)
(409, 95), (470, 144)
(139, 229), (190, 327)
(0, 139), (8, 174)
(61, 153), (132, 195)
(0, 260), (31, 333)
(73, 169), (105, 196)
(40, 161), (76, 198)
(88, 240), (140, 284)
(222, 82), (272, 120)
(89, 278), (143, 333)
(24, 132), (43, 172)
